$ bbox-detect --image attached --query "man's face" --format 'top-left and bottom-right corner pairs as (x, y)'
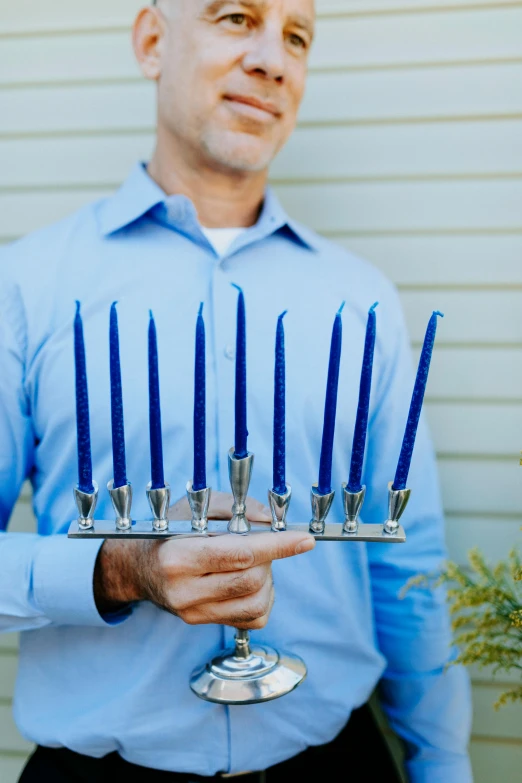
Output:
(151, 0), (315, 173)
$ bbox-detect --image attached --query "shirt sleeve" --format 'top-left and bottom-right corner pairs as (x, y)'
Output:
(363, 285), (473, 782)
(0, 278), (126, 632)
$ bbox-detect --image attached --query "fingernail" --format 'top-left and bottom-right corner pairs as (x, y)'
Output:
(295, 538), (315, 555)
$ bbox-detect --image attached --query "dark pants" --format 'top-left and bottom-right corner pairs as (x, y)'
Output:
(19, 704), (403, 783)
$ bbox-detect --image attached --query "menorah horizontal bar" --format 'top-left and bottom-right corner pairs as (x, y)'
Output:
(67, 518), (406, 543)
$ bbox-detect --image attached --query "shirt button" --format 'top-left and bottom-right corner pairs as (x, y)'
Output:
(224, 345), (235, 361)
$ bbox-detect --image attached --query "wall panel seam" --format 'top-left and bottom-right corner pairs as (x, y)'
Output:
(2, 58), (522, 93)
(2, 1), (522, 39)
(4, 113), (522, 142)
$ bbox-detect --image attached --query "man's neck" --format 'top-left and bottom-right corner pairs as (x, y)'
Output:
(147, 135), (267, 229)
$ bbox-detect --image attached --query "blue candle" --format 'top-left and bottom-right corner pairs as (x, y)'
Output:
(232, 284), (248, 459)
(74, 302), (94, 494)
(393, 311), (444, 491)
(348, 303), (378, 493)
(109, 302), (127, 488)
(193, 303), (207, 491)
(148, 311), (165, 490)
(317, 303), (345, 495)
(273, 311), (287, 495)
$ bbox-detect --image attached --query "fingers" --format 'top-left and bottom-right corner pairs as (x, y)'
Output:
(165, 530), (315, 576)
(168, 492), (271, 522)
(180, 578), (275, 630)
(169, 564), (271, 611)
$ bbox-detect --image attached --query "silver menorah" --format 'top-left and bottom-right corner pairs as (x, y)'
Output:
(68, 450), (408, 705)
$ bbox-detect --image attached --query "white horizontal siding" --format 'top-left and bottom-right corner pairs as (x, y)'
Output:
(2, 62), (522, 137)
(2, 7), (522, 86)
(1, 180), (520, 239)
(2, 120), (521, 186)
(0, 1), (521, 781)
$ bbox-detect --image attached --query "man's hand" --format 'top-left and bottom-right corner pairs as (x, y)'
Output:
(94, 491), (315, 629)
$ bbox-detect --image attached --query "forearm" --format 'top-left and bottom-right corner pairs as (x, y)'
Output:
(380, 662), (472, 783)
(370, 542), (472, 775)
(0, 531), (119, 632)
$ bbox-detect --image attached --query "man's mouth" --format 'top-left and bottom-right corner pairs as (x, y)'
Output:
(223, 94), (282, 121)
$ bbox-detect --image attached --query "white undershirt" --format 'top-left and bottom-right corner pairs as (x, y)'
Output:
(201, 226), (247, 257)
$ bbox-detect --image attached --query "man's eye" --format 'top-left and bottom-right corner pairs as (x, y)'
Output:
(225, 13), (248, 26)
(287, 33), (307, 49)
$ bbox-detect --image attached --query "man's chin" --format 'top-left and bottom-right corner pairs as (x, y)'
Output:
(201, 131), (279, 174)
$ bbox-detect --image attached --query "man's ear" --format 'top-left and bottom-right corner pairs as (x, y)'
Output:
(132, 6), (166, 81)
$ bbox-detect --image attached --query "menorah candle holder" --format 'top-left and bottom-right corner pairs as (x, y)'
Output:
(342, 484), (366, 534)
(68, 453), (407, 704)
(268, 486), (292, 532)
(107, 480), (133, 531)
(309, 485), (335, 535)
(384, 482), (411, 535)
(74, 481), (99, 531)
(186, 482), (211, 533)
(147, 482), (170, 532)
(227, 449), (254, 534)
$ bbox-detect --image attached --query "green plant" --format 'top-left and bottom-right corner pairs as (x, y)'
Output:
(405, 548), (522, 708)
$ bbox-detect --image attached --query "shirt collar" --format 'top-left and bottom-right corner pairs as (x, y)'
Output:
(97, 162), (318, 252)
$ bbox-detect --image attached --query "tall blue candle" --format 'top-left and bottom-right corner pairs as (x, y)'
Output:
(193, 303), (207, 491)
(109, 302), (127, 488)
(317, 303), (345, 495)
(148, 311), (165, 490)
(273, 311), (287, 495)
(393, 311), (444, 491)
(74, 302), (94, 494)
(348, 303), (378, 493)
(233, 284), (248, 459)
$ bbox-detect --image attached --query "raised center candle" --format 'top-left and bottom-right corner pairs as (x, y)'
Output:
(193, 303), (207, 492)
(74, 302), (94, 494)
(317, 303), (345, 496)
(148, 311), (165, 490)
(109, 302), (127, 489)
(348, 303), (378, 494)
(233, 284), (248, 459)
(393, 310), (444, 491)
(273, 311), (288, 496)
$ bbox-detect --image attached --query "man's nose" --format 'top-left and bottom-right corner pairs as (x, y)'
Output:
(242, 24), (285, 82)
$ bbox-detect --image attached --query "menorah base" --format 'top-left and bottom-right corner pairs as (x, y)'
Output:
(190, 642), (307, 705)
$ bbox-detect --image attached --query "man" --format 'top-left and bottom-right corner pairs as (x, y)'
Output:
(0, 1), (472, 781)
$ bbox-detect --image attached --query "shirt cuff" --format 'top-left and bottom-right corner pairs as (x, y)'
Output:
(406, 755), (473, 783)
(32, 534), (133, 628)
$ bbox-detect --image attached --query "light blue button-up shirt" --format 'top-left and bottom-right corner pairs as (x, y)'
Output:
(0, 164), (471, 781)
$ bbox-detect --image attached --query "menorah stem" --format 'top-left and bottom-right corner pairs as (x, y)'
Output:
(189, 448), (307, 703)
(234, 629), (252, 659)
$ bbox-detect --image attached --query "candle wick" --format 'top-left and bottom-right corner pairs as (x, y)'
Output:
(370, 302), (379, 313)
(337, 301), (346, 316)
(433, 310), (444, 319)
(198, 302), (204, 317)
(231, 283), (243, 294)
